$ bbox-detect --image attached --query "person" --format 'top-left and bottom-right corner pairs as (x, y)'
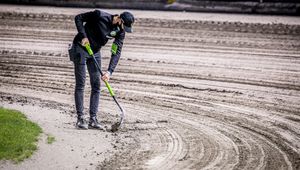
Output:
(68, 10), (134, 130)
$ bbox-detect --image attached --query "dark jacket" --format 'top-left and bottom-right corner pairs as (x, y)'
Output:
(74, 10), (125, 74)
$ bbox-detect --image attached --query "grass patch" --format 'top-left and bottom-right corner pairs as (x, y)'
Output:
(46, 134), (55, 144)
(0, 107), (42, 163)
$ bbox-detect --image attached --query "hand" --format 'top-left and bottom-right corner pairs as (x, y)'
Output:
(81, 38), (89, 46)
(101, 71), (110, 82)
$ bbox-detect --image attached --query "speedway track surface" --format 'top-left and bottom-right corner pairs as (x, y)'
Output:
(0, 6), (300, 170)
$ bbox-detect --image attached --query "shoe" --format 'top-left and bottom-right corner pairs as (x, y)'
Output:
(76, 116), (88, 130)
(89, 117), (105, 130)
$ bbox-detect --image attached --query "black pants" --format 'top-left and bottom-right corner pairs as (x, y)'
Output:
(69, 43), (101, 118)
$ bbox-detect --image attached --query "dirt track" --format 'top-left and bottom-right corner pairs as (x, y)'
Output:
(0, 5), (300, 170)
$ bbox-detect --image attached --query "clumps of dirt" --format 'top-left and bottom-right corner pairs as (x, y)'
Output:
(0, 93), (30, 105)
(97, 130), (152, 170)
(157, 82), (243, 94)
(0, 92), (72, 115)
(157, 120), (168, 123)
(110, 122), (121, 133)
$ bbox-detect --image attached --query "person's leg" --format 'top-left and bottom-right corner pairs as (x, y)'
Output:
(86, 52), (104, 130)
(72, 44), (88, 129)
(87, 52), (101, 117)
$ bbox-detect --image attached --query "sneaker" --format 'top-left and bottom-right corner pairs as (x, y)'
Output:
(89, 117), (105, 130)
(76, 117), (88, 130)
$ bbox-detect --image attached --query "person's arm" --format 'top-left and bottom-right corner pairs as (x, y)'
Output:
(74, 10), (101, 43)
(107, 31), (125, 75)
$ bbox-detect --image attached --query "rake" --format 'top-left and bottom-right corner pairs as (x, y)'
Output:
(85, 44), (125, 132)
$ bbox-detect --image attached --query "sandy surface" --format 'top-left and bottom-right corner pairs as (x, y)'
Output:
(0, 4), (300, 25)
(0, 4), (300, 170)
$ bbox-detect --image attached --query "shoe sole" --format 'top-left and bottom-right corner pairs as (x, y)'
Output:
(88, 125), (105, 131)
(76, 125), (88, 130)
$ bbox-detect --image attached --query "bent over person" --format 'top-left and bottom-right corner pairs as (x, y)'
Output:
(68, 10), (134, 130)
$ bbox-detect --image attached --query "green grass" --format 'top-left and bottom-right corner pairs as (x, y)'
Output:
(46, 134), (55, 144)
(0, 107), (42, 163)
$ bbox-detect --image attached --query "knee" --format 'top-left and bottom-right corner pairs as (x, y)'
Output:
(91, 79), (100, 92)
(74, 65), (86, 91)
(75, 82), (85, 91)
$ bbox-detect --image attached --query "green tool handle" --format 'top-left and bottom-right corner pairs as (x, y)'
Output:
(104, 81), (115, 96)
(84, 43), (115, 97)
(85, 43), (94, 56)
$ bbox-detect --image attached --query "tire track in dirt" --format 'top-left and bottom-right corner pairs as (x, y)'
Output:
(0, 9), (300, 169)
